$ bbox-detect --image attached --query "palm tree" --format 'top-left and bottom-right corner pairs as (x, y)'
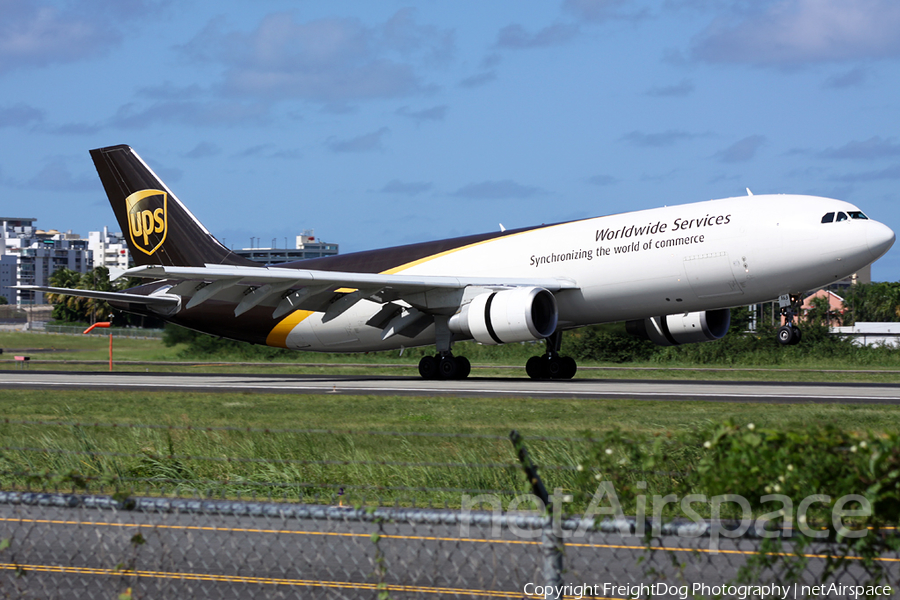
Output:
(46, 268), (86, 322)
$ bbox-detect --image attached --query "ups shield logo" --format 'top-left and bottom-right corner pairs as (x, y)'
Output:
(126, 189), (167, 255)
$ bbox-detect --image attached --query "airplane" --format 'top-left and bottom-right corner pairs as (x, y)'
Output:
(20, 145), (895, 380)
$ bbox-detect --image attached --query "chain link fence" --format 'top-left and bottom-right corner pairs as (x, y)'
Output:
(0, 420), (897, 598)
(40, 324), (164, 338)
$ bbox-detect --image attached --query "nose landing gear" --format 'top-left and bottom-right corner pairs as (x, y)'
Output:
(777, 293), (803, 346)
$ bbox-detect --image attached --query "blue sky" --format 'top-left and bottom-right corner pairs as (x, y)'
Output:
(3, 0), (900, 280)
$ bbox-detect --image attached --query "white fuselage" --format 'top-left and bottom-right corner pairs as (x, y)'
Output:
(278, 194), (894, 352)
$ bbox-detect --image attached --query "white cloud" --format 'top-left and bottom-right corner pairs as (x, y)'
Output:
(184, 142), (221, 159)
(823, 66), (866, 89)
(396, 105), (448, 123)
(646, 79), (695, 97)
(621, 130), (700, 147)
(564, 0), (636, 22)
(0, 1), (121, 74)
(714, 135), (766, 163)
(379, 180), (433, 196)
(458, 71), (497, 88)
(179, 9), (452, 103)
(691, 0), (900, 66)
(111, 100), (271, 128)
(820, 137), (900, 160)
(832, 164), (900, 182)
(452, 180), (544, 199)
(22, 157), (97, 192)
(326, 127), (390, 153)
(495, 23), (579, 49)
(0, 104), (44, 128)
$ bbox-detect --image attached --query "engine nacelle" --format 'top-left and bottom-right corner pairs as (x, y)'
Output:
(449, 287), (558, 345)
(626, 309), (730, 346)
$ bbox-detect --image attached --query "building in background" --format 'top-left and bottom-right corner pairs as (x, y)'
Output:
(235, 230), (339, 265)
(88, 227), (131, 271)
(1, 218), (92, 306)
(0, 255), (16, 305)
(1, 217), (38, 305)
(833, 264), (871, 288)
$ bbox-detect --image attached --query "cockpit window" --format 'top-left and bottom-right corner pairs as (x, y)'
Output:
(821, 212), (835, 223)
(836, 211), (848, 222)
(848, 211), (869, 220)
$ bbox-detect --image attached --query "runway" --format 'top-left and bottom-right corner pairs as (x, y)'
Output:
(1, 370), (900, 403)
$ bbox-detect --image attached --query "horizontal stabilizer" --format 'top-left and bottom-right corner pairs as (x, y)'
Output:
(15, 286), (180, 307)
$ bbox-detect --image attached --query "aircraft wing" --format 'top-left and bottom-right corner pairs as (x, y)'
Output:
(119, 264), (579, 320)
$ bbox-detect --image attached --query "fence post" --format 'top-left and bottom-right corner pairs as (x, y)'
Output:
(510, 430), (563, 599)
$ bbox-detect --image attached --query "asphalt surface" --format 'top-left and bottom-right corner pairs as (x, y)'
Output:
(1, 498), (879, 599)
(1, 370), (900, 403)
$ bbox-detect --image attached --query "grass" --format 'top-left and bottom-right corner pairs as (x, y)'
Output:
(1, 389), (899, 514)
(3, 329), (900, 517)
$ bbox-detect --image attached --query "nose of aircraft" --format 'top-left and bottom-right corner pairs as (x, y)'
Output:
(868, 220), (896, 259)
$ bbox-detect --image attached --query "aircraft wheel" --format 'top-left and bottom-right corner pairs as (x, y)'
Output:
(455, 356), (471, 379)
(776, 326), (794, 346)
(418, 355), (439, 379)
(526, 356), (546, 380)
(790, 326), (802, 345)
(547, 356), (565, 378)
(438, 355), (459, 379)
(561, 356), (577, 379)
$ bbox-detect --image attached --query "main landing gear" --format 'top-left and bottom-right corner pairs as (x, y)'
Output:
(526, 331), (577, 380)
(418, 315), (471, 380)
(418, 354), (471, 380)
(777, 293), (803, 346)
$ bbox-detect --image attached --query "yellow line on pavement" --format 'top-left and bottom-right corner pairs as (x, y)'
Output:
(0, 562), (528, 598)
(3, 517), (896, 563)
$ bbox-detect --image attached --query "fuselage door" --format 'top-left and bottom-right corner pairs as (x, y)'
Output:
(683, 251), (744, 298)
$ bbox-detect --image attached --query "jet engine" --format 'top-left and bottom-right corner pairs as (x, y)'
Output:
(626, 309), (730, 346)
(449, 287), (558, 345)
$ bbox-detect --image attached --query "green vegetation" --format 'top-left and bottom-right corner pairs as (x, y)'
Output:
(45, 267), (162, 327)
(158, 304), (900, 370)
(568, 306), (900, 368)
(1, 377), (898, 587)
(18, 279), (900, 588)
(0, 389), (898, 511)
(843, 281), (900, 323)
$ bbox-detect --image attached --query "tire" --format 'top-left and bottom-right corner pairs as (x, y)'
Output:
(526, 356), (545, 379)
(561, 356), (577, 379)
(455, 356), (471, 379)
(438, 355), (459, 379)
(777, 326), (794, 346)
(418, 355), (439, 379)
(790, 326), (802, 345)
(547, 357), (564, 379)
